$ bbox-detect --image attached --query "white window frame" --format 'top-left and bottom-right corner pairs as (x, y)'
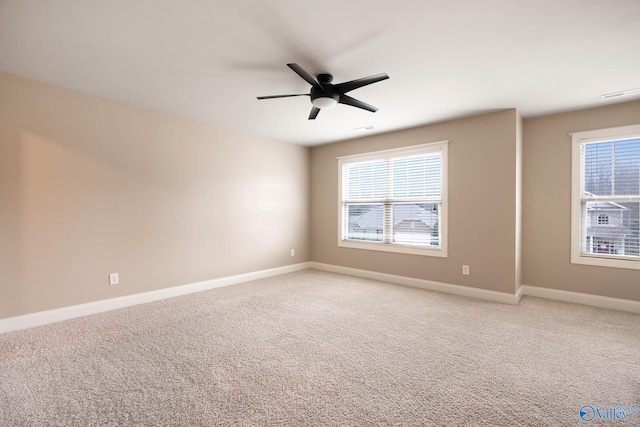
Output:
(337, 141), (448, 257)
(571, 124), (640, 270)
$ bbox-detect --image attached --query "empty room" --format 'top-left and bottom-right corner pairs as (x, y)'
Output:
(1, 0), (639, 425)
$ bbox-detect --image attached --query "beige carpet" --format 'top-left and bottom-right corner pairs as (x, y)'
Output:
(1, 270), (639, 426)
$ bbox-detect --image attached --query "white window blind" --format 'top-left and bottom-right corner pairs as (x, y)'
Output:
(572, 124), (640, 269)
(338, 141), (448, 257)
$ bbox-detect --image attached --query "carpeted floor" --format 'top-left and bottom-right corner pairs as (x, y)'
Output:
(1, 269), (639, 426)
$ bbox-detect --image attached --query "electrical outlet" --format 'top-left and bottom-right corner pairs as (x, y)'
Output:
(109, 273), (119, 285)
(462, 265), (470, 275)
(290, 249), (295, 257)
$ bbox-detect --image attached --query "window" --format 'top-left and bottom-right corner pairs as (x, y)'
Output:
(338, 141), (448, 257)
(571, 124), (640, 270)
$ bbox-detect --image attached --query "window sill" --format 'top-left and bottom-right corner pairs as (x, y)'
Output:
(571, 253), (640, 270)
(338, 239), (448, 257)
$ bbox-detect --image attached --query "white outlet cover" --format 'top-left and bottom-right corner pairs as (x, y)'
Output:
(109, 273), (119, 285)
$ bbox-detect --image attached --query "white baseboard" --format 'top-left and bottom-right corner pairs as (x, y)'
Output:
(521, 285), (640, 314)
(0, 262), (311, 335)
(309, 262), (521, 305)
(4, 262), (636, 335)
(515, 284), (524, 302)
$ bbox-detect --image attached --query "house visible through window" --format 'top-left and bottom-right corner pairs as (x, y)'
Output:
(571, 124), (640, 270)
(338, 141), (448, 257)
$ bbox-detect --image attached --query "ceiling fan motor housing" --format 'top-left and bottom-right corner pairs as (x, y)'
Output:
(311, 74), (338, 108)
(311, 85), (339, 106)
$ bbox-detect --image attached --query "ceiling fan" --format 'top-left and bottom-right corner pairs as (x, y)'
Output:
(257, 63), (389, 120)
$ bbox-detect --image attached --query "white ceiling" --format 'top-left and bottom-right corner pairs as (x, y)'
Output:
(1, 0), (639, 146)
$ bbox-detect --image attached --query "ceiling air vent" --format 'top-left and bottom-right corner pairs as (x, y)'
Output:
(602, 88), (640, 100)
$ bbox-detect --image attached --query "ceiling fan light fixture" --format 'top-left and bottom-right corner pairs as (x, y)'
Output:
(312, 96), (338, 109)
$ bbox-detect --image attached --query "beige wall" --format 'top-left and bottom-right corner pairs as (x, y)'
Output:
(311, 110), (520, 294)
(522, 100), (640, 301)
(3, 70), (638, 321)
(0, 72), (310, 319)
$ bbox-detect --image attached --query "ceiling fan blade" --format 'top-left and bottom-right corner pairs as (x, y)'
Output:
(334, 73), (389, 94)
(308, 106), (320, 120)
(338, 95), (378, 112)
(287, 63), (322, 90)
(256, 94), (309, 100)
